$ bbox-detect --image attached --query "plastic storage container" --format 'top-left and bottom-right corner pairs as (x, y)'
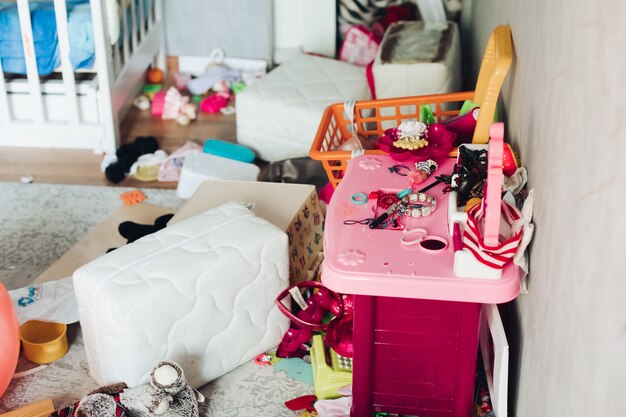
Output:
(203, 139), (256, 163)
(177, 152), (260, 199)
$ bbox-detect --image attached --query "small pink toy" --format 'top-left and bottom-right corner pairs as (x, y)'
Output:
(162, 87), (189, 120)
(200, 93), (229, 114)
(173, 72), (192, 91)
(442, 107), (480, 145)
(151, 91), (166, 117)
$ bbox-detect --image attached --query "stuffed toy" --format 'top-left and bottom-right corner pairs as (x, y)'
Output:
(104, 136), (160, 184)
(74, 361), (203, 417)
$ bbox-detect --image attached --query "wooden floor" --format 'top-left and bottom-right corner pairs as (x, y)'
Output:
(0, 104), (238, 189)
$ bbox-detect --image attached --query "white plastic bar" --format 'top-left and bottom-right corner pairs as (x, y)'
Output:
(129, 0), (138, 50)
(146, 0), (153, 30)
(90, 0), (118, 154)
(0, 59), (10, 122)
(112, 39), (122, 77)
(120, 0), (130, 64)
(137, 0), (146, 40)
(154, 0), (166, 70)
(16, 0), (45, 123)
(52, 0), (80, 123)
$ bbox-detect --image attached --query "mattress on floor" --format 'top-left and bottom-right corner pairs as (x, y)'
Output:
(73, 202), (290, 388)
(372, 21), (461, 99)
(236, 52), (371, 162)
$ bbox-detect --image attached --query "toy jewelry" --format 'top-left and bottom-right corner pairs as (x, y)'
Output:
(415, 159), (438, 175)
(408, 159), (439, 186)
(397, 188), (412, 199)
(369, 200), (403, 229)
(376, 192), (399, 209)
(406, 192), (437, 217)
(343, 218), (374, 225)
(350, 193), (368, 205)
(400, 228), (428, 246)
(393, 121), (429, 150)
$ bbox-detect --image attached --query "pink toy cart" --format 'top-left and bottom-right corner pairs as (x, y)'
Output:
(322, 152), (520, 417)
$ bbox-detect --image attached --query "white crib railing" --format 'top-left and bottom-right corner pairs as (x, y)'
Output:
(0, 0), (165, 154)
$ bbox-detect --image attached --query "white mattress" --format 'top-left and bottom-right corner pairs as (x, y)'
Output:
(236, 52), (371, 162)
(372, 21), (461, 99)
(73, 202), (289, 388)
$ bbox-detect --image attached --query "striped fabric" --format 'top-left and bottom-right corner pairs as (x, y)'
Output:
(462, 200), (523, 269)
(339, 0), (402, 26)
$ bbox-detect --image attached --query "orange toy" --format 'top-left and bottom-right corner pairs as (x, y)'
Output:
(120, 190), (146, 205)
(146, 68), (164, 84)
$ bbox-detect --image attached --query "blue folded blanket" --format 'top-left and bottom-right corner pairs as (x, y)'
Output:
(0, 0), (93, 75)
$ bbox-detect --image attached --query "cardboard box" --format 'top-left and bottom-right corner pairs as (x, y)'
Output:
(170, 180), (324, 283)
(35, 204), (175, 284)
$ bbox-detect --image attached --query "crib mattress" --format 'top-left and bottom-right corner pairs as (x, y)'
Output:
(236, 52), (371, 162)
(73, 202), (290, 388)
(0, 0), (148, 76)
(372, 21), (462, 98)
(0, 0), (95, 75)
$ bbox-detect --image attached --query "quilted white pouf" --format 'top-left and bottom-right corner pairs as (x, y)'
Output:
(236, 52), (371, 162)
(73, 202), (290, 388)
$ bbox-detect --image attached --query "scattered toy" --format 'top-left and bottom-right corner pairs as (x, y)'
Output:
(20, 175), (34, 184)
(133, 95), (150, 111)
(105, 136), (159, 183)
(146, 68), (164, 84)
(200, 93), (229, 114)
(119, 190), (146, 206)
(52, 361), (203, 417)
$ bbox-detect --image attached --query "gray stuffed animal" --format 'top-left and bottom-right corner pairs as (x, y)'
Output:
(76, 361), (203, 417)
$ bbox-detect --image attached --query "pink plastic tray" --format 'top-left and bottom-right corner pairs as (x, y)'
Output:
(322, 155), (520, 304)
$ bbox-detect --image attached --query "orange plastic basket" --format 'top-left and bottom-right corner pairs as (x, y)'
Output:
(310, 26), (513, 189)
(310, 91), (475, 189)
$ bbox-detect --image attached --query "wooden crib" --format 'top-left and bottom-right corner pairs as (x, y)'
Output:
(0, 0), (165, 154)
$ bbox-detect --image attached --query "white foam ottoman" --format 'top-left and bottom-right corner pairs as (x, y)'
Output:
(373, 21), (461, 98)
(236, 52), (371, 162)
(73, 202), (289, 388)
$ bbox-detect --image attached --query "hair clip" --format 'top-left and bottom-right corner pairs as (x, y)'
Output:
(415, 159), (439, 175)
(388, 165), (411, 176)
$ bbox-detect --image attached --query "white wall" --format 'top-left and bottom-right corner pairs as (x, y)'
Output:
(466, 1), (626, 416)
(164, 0), (273, 62)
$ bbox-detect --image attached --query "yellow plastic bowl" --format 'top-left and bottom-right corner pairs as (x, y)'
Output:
(20, 320), (68, 364)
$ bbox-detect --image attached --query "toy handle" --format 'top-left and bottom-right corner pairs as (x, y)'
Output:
(483, 123), (505, 246)
(472, 25), (513, 144)
(275, 281), (345, 330)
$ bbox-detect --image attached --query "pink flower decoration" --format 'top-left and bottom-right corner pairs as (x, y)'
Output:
(377, 123), (457, 163)
(359, 158), (383, 170)
(338, 250), (366, 266)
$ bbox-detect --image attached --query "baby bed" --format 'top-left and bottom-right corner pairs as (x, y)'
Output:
(0, 0), (165, 154)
